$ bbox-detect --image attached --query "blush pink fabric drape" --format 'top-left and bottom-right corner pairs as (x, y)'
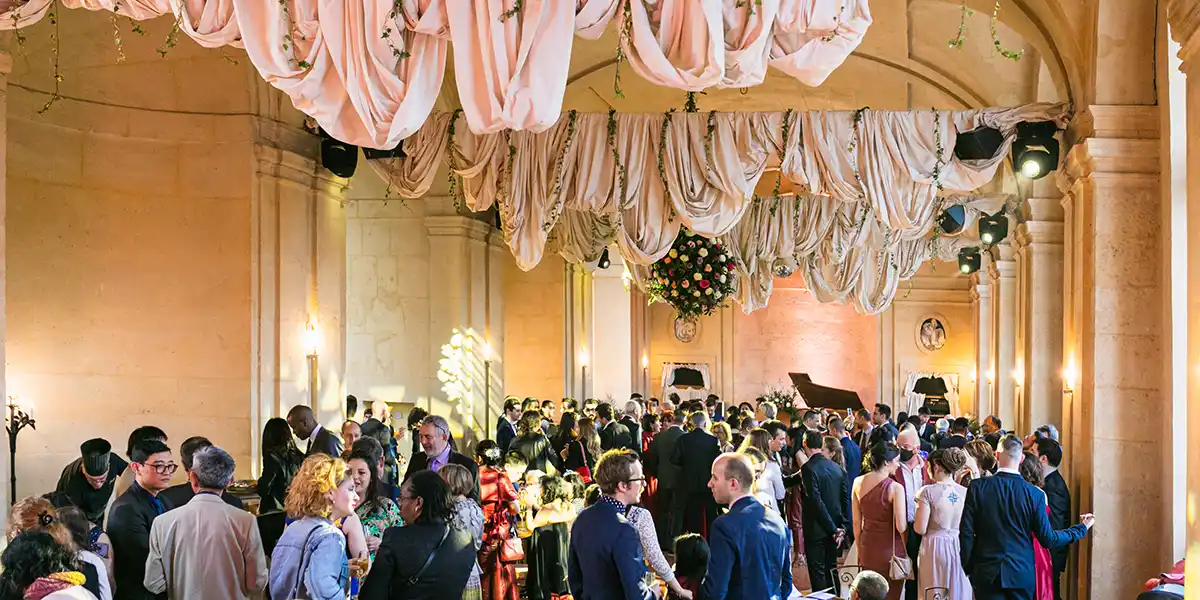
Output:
(0, 0), (872, 147)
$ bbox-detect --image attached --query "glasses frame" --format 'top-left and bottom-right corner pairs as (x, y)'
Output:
(141, 462), (178, 476)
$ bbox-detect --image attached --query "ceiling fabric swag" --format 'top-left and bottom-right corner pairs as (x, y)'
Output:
(0, 0), (872, 148)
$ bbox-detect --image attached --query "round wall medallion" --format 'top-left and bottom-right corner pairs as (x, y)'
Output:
(673, 316), (699, 343)
(916, 314), (948, 353)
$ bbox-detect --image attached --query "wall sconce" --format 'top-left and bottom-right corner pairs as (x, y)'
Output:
(968, 368), (977, 384)
(304, 320), (319, 408)
(1062, 358), (1078, 394)
(1012, 365), (1024, 387)
(985, 368), (995, 384)
(578, 349), (589, 399)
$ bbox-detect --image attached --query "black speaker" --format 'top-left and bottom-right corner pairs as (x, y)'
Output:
(938, 205), (967, 235)
(953, 126), (1004, 161)
(319, 130), (358, 178)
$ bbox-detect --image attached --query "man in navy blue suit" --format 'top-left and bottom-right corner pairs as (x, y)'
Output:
(702, 453), (792, 600)
(960, 435), (1095, 600)
(496, 398), (520, 453)
(829, 416), (861, 535)
(568, 449), (658, 600)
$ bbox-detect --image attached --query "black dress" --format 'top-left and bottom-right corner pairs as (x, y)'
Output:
(562, 439), (595, 473)
(526, 521), (570, 600)
(256, 449), (302, 514)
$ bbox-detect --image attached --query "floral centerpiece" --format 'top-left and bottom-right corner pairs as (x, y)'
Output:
(645, 229), (739, 320)
(761, 382), (804, 423)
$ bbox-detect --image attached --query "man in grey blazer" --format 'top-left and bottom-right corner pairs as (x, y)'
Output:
(645, 409), (685, 548)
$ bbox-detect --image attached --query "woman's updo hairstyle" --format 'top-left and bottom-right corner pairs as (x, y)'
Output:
(867, 442), (901, 472)
(928, 447), (967, 477)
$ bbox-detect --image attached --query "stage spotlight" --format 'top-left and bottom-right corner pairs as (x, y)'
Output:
(598, 247), (612, 270)
(361, 141), (405, 160)
(1013, 121), (1059, 180)
(319, 130), (358, 178)
(938, 205), (967, 236)
(978, 211), (1009, 246)
(958, 247), (982, 274)
(954, 126), (1004, 161)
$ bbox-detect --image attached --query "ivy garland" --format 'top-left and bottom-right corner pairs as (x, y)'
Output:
(947, 1), (972, 49)
(278, 0), (311, 69)
(989, 0), (1023, 60)
(499, 0), (522, 21)
(542, 109), (580, 233)
(657, 110), (678, 224)
(156, 12), (182, 58)
(646, 229), (740, 321)
(847, 107), (869, 197)
(734, 0), (763, 16)
(772, 108), (794, 198)
(932, 109), (945, 191)
(607, 109), (629, 209)
(683, 91), (698, 113)
(947, 0), (1021, 61)
(382, 0), (411, 59)
(613, 0), (632, 98)
(10, 1), (26, 52)
(703, 110), (717, 182)
(110, 12), (126, 63)
(37, 0), (63, 114)
(445, 109), (464, 212)
(822, 1), (846, 42)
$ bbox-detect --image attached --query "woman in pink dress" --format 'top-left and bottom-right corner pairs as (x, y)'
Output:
(853, 442), (908, 600)
(913, 448), (972, 600)
(1021, 452), (1054, 600)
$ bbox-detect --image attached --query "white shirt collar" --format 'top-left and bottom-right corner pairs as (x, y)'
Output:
(997, 467), (1021, 475)
(310, 424), (323, 440)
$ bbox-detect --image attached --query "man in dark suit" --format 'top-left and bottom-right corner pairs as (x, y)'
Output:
(108, 438), (176, 600)
(619, 400), (643, 454)
(360, 470), (476, 599)
(915, 406), (936, 441)
(160, 436), (243, 510)
(645, 410), (685, 546)
(960, 435), (1094, 600)
(703, 453), (792, 600)
(671, 410), (722, 536)
(829, 417), (860, 538)
(798, 430), (847, 591)
(286, 405), (343, 457)
(597, 402), (633, 452)
(851, 408), (873, 449)
(496, 397), (520, 453)
(1032, 437), (1071, 600)
(567, 450), (656, 600)
(404, 415), (479, 497)
(939, 417), (970, 449)
(870, 403), (899, 442)
(982, 415), (1006, 449)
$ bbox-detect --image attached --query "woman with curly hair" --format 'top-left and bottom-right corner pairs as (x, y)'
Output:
(964, 439), (997, 484)
(473, 440), (519, 600)
(345, 446), (402, 561)
(0, 531), (92, 600)
(442, 464), (485, 600)
(524, 475), (574, 600)
(511, 411), (562, 476)
(269, 455), (359, 600)
(7, 498), (102, 600)
(564, 418), (601, 478)
(913, 448), (971, 600)
(711, 421), (735, 454)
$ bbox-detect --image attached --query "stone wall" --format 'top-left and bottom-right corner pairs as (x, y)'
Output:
(502, 255), (565, 401)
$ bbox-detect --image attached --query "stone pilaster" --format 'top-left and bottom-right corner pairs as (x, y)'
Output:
(0, 51), (11, 523)
(250, 118), (349, 466)
(423, 200), (503, 442)
(989, 244), (1018, 428)
(970, 276), (993, 419)
(563, 263), (594, 400)
(591, 248), (634, 401)
(1014, 199), (1066, 433)
(1058, 105), (1166, 600)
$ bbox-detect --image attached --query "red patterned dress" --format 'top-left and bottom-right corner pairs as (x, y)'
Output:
(478, 466), (520, 600)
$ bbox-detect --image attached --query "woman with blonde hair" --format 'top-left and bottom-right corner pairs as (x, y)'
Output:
(739, 429), (784, 513)
(712, 422), (735, 453)
(822, 436), (846, 471)
(441, 464), (485, 600)
(269, 455), (359, 600)
(565, 417), (601, 476)
(8, 498), (103, 599)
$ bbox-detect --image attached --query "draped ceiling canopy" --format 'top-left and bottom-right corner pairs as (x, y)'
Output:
(368, 103), (1069, 315)
(0, 0), (873, 149)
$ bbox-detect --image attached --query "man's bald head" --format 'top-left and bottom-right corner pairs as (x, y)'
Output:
(286, 405), (317, 439)
(709, 452), (755, 505)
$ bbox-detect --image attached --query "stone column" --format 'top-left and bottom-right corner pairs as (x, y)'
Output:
(1168, 1), (1200, 590)
(0, 51), (11, 523)
(970, 277), (993, 419)
(592, 249), (633, 401)
(990, 244), (1018, 427)
(1058, 105), (1165, 600)
(250, 118), (349, 464)
(1015, 200), (1066, 433)
(563, 263), (594, 400)
(630, 286), (652, 397)
(424, 199), (502, 442)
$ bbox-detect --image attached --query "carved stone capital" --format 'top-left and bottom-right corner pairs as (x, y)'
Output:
(1169, 0), (1200, 71)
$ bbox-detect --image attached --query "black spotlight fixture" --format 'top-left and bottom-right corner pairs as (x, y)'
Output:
(597, 247), (612, 270)
(319, 129), (358, 178)
(1012, 121), (1059, 180)
(958, 247), (982, 275)
(361, 140), (406, 160)
(954, 126), (1004, 161)
(938, 205), (968, 236)
(978, 211), (1009, 246)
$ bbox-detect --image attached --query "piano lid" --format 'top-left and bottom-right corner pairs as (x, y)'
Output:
(787, 373), (864, 411)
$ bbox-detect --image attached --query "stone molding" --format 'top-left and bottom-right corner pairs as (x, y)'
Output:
(1169, 0), (1200, 70)
(424, 215), (493, 241)
(970, 278), (992, 301)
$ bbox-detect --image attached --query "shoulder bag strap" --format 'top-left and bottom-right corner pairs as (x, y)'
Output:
(406, 525), (451, 587)
(287, 523), (323, 600)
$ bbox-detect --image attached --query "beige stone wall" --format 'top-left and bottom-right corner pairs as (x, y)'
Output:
(5, 12), (259, 495)
(502, 255), (565, 401)
(344, 181), (433, 410)
(733, 279), (879, 409)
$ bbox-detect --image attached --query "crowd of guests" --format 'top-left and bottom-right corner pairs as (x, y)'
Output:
(0, 394), (1095, 600)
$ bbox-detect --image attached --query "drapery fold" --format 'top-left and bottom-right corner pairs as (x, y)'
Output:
(0, 0), (873, 148)
(370, 103), (1067, 314)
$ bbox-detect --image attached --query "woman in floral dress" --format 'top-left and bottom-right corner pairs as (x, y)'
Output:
(442, 464), (486, 600)
(345, 446), (402, 562)
(475, 441), (520, 600)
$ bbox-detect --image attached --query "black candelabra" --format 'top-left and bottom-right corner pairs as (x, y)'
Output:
(6, 397), (35, 504)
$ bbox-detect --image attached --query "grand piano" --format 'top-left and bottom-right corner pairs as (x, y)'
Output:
(787, 373), (865, 411)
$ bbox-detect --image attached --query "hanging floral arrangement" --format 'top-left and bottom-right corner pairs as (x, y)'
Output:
(646, 229), (739, 320)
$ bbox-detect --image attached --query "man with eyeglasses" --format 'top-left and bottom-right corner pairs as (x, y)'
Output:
(890, 425), (931, 600)
(567, 449), (658, 600)
(55, 437), (128, 527)
(109, 438), (176, 600)
(402, 415), (479, 498)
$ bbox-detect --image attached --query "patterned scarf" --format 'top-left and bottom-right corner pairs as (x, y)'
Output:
(23, 572), (85, 600)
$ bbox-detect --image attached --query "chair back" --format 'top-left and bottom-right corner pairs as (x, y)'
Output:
(831, 565), (862, 598)
(924, 587), (951, 600)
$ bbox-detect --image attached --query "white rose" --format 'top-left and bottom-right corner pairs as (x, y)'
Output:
(699, 248), (709, 257)
(705, 288), (714, 295)
(719, 254), (726, 261)
(693, 290), (701, 297)
(720, 274), (727, 283)
(693, 273), (703, 281)
(681, 255), (689, 262)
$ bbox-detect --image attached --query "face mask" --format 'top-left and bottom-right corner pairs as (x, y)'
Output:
(899, 449), (915, 462)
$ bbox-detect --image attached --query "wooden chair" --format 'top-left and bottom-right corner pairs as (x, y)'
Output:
(924, 587), (950, 600)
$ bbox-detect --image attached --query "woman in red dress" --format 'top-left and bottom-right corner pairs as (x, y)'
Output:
(475, 440), (520, 600)
(639, 413), (661, 514)
(1021, 452), (1054, 600)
